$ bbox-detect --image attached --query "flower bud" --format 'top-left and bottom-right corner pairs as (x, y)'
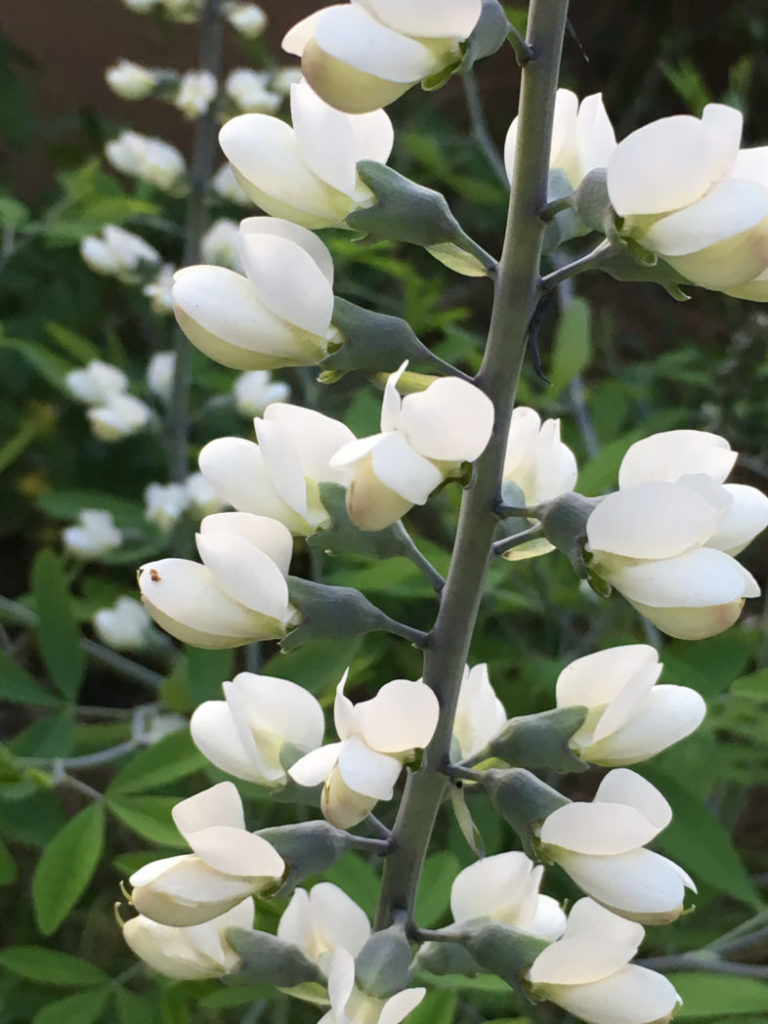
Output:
(66, 360), (127, 405)
(87, 393), (152, 441)
(93, 596), (153, 651)
(105, 59), (158, 100)
(105, 130), (187, 193)
(63, 509), (123, 559)
(146, 350), (176, 402)
(175, 69), (218, 120)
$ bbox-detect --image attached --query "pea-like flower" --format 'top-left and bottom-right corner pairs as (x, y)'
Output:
(190, 671), (325, 786)
(225, 68), (281, 114)
(527, 898), (681, 1024)
(80, 225), (161, 282)
(289, 672), (439, 828)
(66, 360), (128, 405)
(232, 370), (290, 418)
(219, 79), (393, 230)
(87, 393), (153, 441)
(586, 429), (768, 639)
(538, 769), (695, 925)
(278, 882), (371, 974)
(330, 363), (495, 531)
(105, 129), (187, 193)
(129, 783), (284, 925)
(451, 663), (507, 763)
(122, 897), (255, 979)
(175, 69), (218, 120)
(93, 595), (154, 651)
(138, 512), (297, 649)
(105, 60), (158, 100)
(173, 216), (341, 370)
(282, 0), (483, 115)
(319, 948), (425, 1024)
(63, 508), (123, 559)
(199, 403), (354, 535)
(556, 644), (706, 766)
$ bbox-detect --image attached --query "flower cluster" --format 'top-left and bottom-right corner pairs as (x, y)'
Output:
(66, 360), (152, 442)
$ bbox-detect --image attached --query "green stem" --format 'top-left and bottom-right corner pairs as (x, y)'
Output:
(539, 238), (615, 291)
(374, 0), (570, 929)
(492, 523), (543, 556)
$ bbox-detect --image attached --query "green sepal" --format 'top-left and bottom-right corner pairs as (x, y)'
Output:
(307, 484), (415, 561)
(572, 168), (614, 235)
(487, 707), (589, 774)
(539, 493), (602, 578)
(484, 768), (569, 858)
(413, 939), (480, 977)
(600, 247), (691, 301)
(224, 929), (324, 988)
(458, 0), (510, 73)
(355, 923), (413, 998)
(284, 577), (398, 653)
(255, 821), (378, 894)
(461, 923), (548, 991)
(542, 169), (586, 253)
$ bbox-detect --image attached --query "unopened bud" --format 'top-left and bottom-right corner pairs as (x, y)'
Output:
(488, 707), (588, 774)
(355, 923), (412, 998)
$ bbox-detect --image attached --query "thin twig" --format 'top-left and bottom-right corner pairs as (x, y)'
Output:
(492, 523), (544, 556)
(365, 814), (392, 841)
(540, 239), (615, 291)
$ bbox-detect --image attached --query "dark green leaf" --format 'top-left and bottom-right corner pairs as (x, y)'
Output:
(31, 550), (86, 701)
(0, 651), (61, 708)
(0, 947), (109, 987)
(31, 987), (111, 1024)
(107, 796), (183, 846)
(415, 852), (460, 928)
(323, 853), (380, 918)
(403, 990), (458, 1024)
(8, 712), (76, 758)
(0, 836), (18, 885)
(32, 803), (105, 935)
(108, 729), (202, 795)
(549, 298), (592, 398)
(671, 972), (768, 1017)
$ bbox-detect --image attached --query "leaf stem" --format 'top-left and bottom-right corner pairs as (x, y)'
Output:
(539, 238), (615, 291)
(392, 524), (446, 593)
(492, 523), (544, 556)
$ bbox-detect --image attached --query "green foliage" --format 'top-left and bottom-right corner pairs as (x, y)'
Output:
(30, 551), (86, 702)
(32, 803), (105, 935)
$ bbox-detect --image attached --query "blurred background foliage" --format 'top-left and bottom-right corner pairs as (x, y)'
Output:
(0, 1), (768, 1023)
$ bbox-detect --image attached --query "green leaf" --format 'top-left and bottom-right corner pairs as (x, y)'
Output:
(45, 323), (99, 364)
(0, 651), (61, 708)
(31, 550), (86, 701)
(670, 972), (768, 1017)
(0, 836), (18, 885)
(186, 646), (234, 706)
(107, 796), (183, 846)
(0, 338), (75, 393)
(577, 411), (682, 494)
(32, 803), (105, 935)
(548, 298), (592, 398)
(115, 988), (157, 1024)
(8, 711), (75, 758)
(663, 632), (759, 700)
(415, 852), (460, 928)
(31, 987), (111, 1024)
(0, 196), (31, 228)
(37, 490), (147, 531)
(199, 985), (272, 1009)
(0, 947), (109, 987)
(323, 853), (380, 918)
(397, 989), (457, 1024)
(108, 729), (203, 795)
(731, 667), (768, 700)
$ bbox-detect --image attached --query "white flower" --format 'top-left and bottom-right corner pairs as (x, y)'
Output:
(278, 883), (370, 974)
(225, 2), (268, 38)
(538, 769), (695, 925)
(233, 370), (290, 418)
(505, 89), (616, 191)
(319, 948), (425, 1024)
(87, 393), (153, 441)
(330, 363), (495, 531)
(80, 225), (161, 282)
(451, 663), (506, 762)
(143, 263), (176, 315)
(93, 596), (153, 650)
(282, 0), (483, 115)
(134, 710), (188, 744)
(527, 898), (681, 1024)
(122, 0), (159, 11)
(175, 69), (218, 120)
(199, 402), (354, 535)
(66, 360), (128, 405)
(105, 59), (158, 100)
(556, 644), (706, 766)
(219, 79), (394, 230)
(129, 783), (284, 925)
(146, 350), (176, 402)
(211, 163), (251, 206)
(200, 218), (243, 270)
(174, 216), (341, 370)
(123, 897), (253, 979)
(225, 68), (281, 114)
(449, 852), (566, 941)
(184, 472), (224, 516)
(144, 481), (190, 531)
(106, 130), (187, 193)
(586, 429), (768, 639)
(63, 509), (123, 559)
(191, 671), (324, 786)
(290, 672), (439, 828)
(607, 104), (768, 295)
(271, 67), (303, 96)
(139, 512), (297, 649)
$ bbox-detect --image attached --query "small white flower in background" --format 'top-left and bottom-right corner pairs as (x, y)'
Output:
(330, 362), (495, 531)
(282, 0), (483, 115)
(139, 512), (297, 649)
(143, 262), (176, 315)
(105, 130), (187, 193)
(586, 429), (768, 639)
(191, 671), (324, 786)
(66, 360), (128, 405)
(556, 644), (706, 766)
(232, 370), (290, 418)
(290, 672), (439, 828)
(174, 216), (342, 370)
(123, 897), (253, 980)
(527, 898), (681, 1024)
(175, 69), (218, 120)
(278, 883), (370, 975)
(450, 663), (506, 762)
(87, 393), (153, 441)
(63, 509), (123, 559)
(225, 68), (281, 115)
(144, 481), (190, 531)
(80, 224), (161, 283)
(505, 89), (616, 191)
(271, 66), (303, 96)
(146, 350), (176, 402)
(129, 782), (284, 925)
(607, 103), (768, 297)
(224, 2), (268, 38)
(105, 59), (158, 100)
(200, 218), (243, 270)
(450, 852), (566, 940)
(93, 595), (153, 650)
(211, 163), (251, 206)
(538, 768), (695, 925)
(219, 79), (394, 230)
(134, 709), (188, 745)
(199, 402), (354, 536)
(122, 0), (159, 11)
(184, 471), (224, 516)
(320, 948), (425, 1024)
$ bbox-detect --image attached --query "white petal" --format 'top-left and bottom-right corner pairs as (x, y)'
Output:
(196, 532), (290, 623)
(733, 145), (768, 184)
(173, 781), (244, 837)
(529, 902), (642, 985)
(289, 743), (343, 787)
(371, 432), (445, 504)
(348, 107), (395, 165)
(231, 672), (326, 758)
(190, 700), (272, 784)
(708, 483), (768, 555)
(453, 663), (507, 761)
(399, 379), (495, 462)
(333, 670), (355, 741)
(199, 512), (293, 576)
(450, 852), (537, 926)
(381, 361), (408, 433)
(631, 597), (749, 640)
(529, 895), (568, 942)
(379, 988), (427, 1024)
(595, 769), (671, 830)
(540, 802), (660, 855)
(239, 215), (335, 285)
(548, 89), (580, 179)
(131, 855), (256, 926)
(356, 679), (440, 753)
(123, 915), (225, 980)
(603, 547), (753, 608)
(354, 0), (482, 39)
(327, 947), (356, 1016)
(305, 881), (371, 959)
(702, 102), (743, 178)
(282, 9), (337, 56)
(644, 179), (768, 255)
(290, 79), (360, 196)
(576, 93), (617, 181)
(587, 482), (722, 559)
(254, 418), (308, 518)
(322, 764), (380, 828)
(182, 825), (285, 880)
(555, 645), (659, 710)
(337, 736), (402, 799)
(618, 430), (735, 488)
(586, 685), (706, 765)
(557, 848), (688, 921)
(265, 404), (355, 482)
(541, 964), (681, 1024)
